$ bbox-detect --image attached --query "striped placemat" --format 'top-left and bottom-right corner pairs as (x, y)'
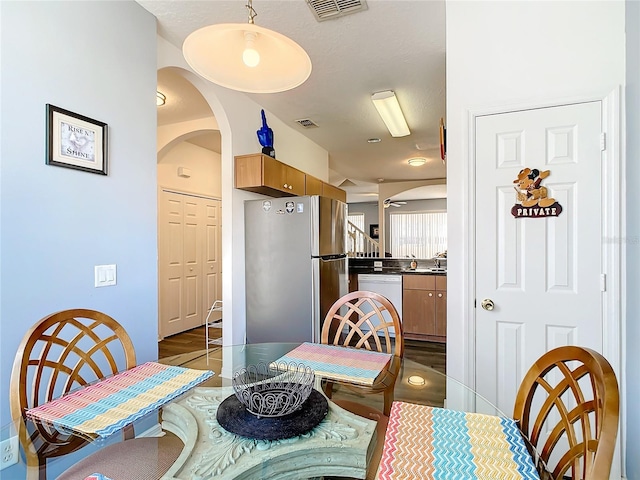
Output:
(26, 362), (213, 438)
(378, 402), (540, 479)
(272, 342), (391, 386)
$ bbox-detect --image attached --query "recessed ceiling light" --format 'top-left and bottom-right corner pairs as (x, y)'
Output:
(408, 375), (426, 386)
(367, 138), (381, 143)
(408, 157), (427, 166)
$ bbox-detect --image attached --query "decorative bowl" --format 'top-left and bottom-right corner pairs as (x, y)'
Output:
(232, 362), (315, 418)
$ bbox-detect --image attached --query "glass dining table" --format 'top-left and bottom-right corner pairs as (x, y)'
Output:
(1, 342), (509, 480)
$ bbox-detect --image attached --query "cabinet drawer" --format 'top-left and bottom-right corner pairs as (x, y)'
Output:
(403, 274), (436, 290)
(435, 275), (447, 291)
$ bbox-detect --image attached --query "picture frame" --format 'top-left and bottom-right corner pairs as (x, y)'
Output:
(369, 224), (379, 239)
(46, 104), (108, 175)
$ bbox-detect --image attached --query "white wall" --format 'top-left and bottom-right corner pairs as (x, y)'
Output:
(446, 0), (626, 476)
(156, 36), (329, 347)
(158, 141), (222, 198)
(0, 0), (158, 429)
(625, 1), (639, 477)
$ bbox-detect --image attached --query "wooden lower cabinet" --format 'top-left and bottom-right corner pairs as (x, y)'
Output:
(402, 275), (446, 342)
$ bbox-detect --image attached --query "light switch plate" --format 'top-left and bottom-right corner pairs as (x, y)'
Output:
(95, 264), (117, 287)
(0, 436), (18, 470)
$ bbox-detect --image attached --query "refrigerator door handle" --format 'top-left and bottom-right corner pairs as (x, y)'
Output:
(314, 253), (348, 261)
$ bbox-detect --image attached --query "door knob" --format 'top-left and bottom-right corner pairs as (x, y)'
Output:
(481, 299), (495, 311)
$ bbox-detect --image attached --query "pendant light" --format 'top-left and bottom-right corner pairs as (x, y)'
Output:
(182, 0), (312, 94)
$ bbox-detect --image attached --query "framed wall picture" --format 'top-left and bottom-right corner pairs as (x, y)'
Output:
(369, 224), (379, 239)
(46, 104), (108, 175)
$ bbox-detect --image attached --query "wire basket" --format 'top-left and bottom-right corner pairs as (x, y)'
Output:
(232, 362), (315, 418)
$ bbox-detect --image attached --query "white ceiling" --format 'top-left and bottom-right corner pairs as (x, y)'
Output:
(143, 0), (447, 203)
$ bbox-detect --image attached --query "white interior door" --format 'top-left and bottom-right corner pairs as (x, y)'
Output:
(159, 190), (221, 338)
(183, 197), (202, 331)
(474, 101), (603, 415)
(203, 199), (222, 323)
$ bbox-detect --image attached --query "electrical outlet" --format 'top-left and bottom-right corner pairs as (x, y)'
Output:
(0, 436), (18, 470)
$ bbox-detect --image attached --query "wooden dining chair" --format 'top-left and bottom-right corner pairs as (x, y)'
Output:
(320, 290), (404, 416)
(9, 308), (182, 480)
(513, 345), (619, 480)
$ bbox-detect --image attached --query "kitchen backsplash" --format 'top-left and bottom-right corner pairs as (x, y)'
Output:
(349, 257), (447, 271)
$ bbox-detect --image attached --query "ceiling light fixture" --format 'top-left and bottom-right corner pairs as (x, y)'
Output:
(407, 375), (426, 386)
(156, 91), (166, 106)
(371, 90), (410, 137)
(408, 157), (427, 166)
(367, 138), (381, 143)
(182, 0), (312, 93)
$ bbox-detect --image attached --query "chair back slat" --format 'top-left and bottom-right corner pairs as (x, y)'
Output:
(322, 291), (403, 358)
(10, 309), (136, 479)
(513, 346), (619, 480)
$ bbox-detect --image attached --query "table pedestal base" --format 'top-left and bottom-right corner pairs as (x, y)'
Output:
(161, 386), (377, 480)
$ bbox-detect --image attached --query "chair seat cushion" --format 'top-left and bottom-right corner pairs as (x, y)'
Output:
(273, 342), (391, 385)
(377, 402), (540, 479)
(58, 434), (183, 480)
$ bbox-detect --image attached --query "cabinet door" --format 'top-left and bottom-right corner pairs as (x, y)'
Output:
(435, 290), (446, 337)
(285, 166), (306, 195)
(322, 183), (347, 202)
(403, 289), (436, 335)
(262, 156), (287, 192)
(306, 175), (323, 195)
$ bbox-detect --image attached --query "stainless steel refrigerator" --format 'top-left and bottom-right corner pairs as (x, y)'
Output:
(244, 195), (348, 343)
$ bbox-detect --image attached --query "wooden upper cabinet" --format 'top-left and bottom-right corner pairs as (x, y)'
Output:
(305, 175), (323, 196)
(235, 153), (305, 197)
(322, 182), (347, 203)
(235, 153), (346, 202)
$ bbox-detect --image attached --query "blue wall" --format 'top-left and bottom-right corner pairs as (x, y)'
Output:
(626, 0), (640, 476)
(0, 1), (158, 426)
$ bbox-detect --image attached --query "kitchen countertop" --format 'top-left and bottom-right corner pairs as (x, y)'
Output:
(349, 266), (446, 276)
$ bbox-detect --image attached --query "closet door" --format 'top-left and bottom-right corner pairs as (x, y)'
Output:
(159, 190), (202, 338)
(202, 198), (222, 323)
(182, 196), (203, 331)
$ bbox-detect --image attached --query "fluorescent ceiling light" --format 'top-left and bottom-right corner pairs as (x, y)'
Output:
(371, 90), (410, 137)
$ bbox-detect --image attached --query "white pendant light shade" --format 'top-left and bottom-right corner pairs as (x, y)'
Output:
(183, 23), (312, 94)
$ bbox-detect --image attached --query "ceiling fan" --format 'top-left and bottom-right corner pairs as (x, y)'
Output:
(383, 198), (407, 209)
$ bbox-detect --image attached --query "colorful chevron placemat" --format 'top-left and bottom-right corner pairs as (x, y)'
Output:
(377, 402), (540, 480)
(272, 342), (391, 386)
(26, 362), (213, 438)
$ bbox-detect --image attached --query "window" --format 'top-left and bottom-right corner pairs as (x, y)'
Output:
(389, 211), (446, 258)
(347, 212), (365, 252)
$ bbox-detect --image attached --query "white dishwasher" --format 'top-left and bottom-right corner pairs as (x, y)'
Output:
(357, 274), (403, 332)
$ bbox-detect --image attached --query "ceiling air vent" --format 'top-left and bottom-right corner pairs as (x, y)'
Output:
(295, 118), (319, 128)
(306, 0), (368, 22)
